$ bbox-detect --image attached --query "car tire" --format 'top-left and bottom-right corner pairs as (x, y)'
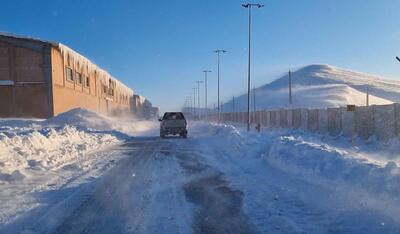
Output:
(181, 131), (187, 138)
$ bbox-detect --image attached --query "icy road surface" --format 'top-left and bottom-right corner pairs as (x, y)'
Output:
(2, 123), (400, 233)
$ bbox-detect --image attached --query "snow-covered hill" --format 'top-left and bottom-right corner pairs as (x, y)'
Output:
(222, 64), (400, 111)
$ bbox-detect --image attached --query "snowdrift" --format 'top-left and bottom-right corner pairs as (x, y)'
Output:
(0, 108), (157, 183)
(222, 64), (398, 111)
(204, 123), (400, 204)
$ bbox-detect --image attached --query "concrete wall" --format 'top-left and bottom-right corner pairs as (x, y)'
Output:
(373, 104), (396, 141)
(51, 46), (133, 117)
(0, 39), (51, 118)
(217, 103), (400, 141)
(0, 34), (135, 118)
(327, 108), (341, 136)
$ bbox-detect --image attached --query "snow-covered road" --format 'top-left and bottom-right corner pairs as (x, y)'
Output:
(1, 122), (400, 233)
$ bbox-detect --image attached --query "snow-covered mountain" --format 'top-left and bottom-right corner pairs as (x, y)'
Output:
(222, 64), (400, 112)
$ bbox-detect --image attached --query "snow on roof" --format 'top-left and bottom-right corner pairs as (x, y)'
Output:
(0, 31), (58, 46)
(56, 43), (134, 95)
(0, 32), (134, 96)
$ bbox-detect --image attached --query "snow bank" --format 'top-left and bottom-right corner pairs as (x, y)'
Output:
(0, 108), (158, 183)
(266, 135), (400, 195)
(0, 125), (118, 177)
(202, 123), (400, 201)
(45, 108), (157, 136)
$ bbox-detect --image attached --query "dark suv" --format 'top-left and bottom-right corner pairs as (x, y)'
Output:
(159, 112), (188, 138)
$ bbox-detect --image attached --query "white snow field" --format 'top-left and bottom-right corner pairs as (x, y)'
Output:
(222, 64), (398, 111)
(1, 112), (400, 232)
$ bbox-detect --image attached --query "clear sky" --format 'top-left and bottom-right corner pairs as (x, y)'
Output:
(1, 0), (400, 112)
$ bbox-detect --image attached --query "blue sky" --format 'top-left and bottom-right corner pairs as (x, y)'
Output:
(1, 0), (400, 112)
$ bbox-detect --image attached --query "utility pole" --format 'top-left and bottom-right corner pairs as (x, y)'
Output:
(196, 80), (203, 119)
(289, 70), (292, 106)
(366, 85), (369, 106)
(187, 96), (192, 115)
(188, 96), (193, 116)
(192, 87), (196, 117)
(253, 86), (256, 123)
(203, 70), (212, 117)
(184, 96), (190, 113)
(233, 96), (236, 122)
(242, 3), (264, 131)
(232, 96), (235, 113)
(214, 49), (227, 123)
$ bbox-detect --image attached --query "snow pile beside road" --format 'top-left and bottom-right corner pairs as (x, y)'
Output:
(44, 108), (157, 136)
(0, 108), (157, 182)
(0, 126), (118, 178)
(204, 123), (400, 201)
(266, 136), (400, 195)
(192, 123), (400, 231)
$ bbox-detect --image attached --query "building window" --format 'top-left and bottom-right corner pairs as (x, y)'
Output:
(66, 67), (73, 81)
(75, 72), (82, 85)
(108, 79), (115, 96)
(84, 76), (90, 87)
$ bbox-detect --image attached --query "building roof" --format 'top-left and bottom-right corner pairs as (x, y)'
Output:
(0, 31), (58, 46)
(0, 32), (135, 95)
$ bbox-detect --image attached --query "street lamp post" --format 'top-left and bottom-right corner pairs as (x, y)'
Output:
(192, 87), (197, 118)
(203, 70), (212, 118)
(186, 96), (192, 115)
(214, 49), (227, 123)
(242, 3), (264, 131)
(196, 80), (203, 119)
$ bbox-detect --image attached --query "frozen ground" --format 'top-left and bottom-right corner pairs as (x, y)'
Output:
(1, 112), (400, 233)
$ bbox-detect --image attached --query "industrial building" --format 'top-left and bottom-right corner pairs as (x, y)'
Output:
(0, 33), (154, 119)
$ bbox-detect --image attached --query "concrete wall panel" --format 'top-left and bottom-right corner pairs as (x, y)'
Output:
(292, 109), (301, 129)
(13, 84), (49, 118)
(318, 109), (328, 133)
(15, 47), (44, 82)
(0, 87), (13, 117)
(300, 109), (308, 130)
(327, 108), (341, 136)
(307, 109), (319, 132)
(341, 107), (355, 137)
(280, 109), (287, 128)
(374, 104), (396, 141)
(287, 109), (293, 128)
(355, 106), (374, 140)
(0, 41), (50, 118)
(395, 104), (400, 137)
(0, 42), (10, 80)
(269, 111), (276, 128)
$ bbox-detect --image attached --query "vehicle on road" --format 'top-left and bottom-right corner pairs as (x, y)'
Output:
(159, 112), (188, 138)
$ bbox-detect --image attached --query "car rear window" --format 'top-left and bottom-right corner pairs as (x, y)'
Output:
(163, 112), (185, 120)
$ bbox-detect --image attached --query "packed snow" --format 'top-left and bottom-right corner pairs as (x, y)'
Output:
(222, 64), (398, 111)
